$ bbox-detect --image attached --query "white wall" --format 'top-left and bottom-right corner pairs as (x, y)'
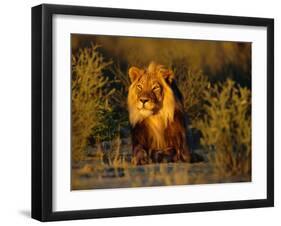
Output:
(0, 0), (279, 225)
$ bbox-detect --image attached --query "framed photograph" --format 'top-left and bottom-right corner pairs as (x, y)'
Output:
(32, 4), (274, 221)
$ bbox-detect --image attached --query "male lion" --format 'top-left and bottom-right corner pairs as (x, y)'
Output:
(128, 62), (191, 165)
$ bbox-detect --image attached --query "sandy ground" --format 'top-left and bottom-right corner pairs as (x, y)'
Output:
(71, 144), (250, 190)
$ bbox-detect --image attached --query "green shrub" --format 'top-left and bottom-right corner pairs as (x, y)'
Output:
(194, 79), (251, 177)
(109, 64), (130, 120)
(176, 67), (209, 122)
(71, 45), (112, 161)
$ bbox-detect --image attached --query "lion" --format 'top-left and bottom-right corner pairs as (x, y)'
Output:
(128, 62), (191, 165)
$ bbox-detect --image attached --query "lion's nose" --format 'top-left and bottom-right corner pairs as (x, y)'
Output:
(140, 97), (149, 104)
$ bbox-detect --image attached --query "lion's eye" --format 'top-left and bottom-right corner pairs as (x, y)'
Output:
(137, 84), (142, 90)
(153, 85), (160, 91)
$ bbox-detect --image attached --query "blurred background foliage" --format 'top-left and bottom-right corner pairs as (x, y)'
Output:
(71, 34), (251, 179)
(72, 35), (251, 87)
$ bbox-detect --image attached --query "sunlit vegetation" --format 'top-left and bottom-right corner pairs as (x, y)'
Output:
(71, 45), (113, 161)
(71, 35), (252, 189)
(194, 80), (251, 179)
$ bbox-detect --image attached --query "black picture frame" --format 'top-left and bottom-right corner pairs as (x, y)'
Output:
(32, 4), (274, 222)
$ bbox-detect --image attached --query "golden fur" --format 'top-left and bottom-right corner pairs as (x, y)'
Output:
(128, 62), (190, 164)
(128, 62), (177, 149)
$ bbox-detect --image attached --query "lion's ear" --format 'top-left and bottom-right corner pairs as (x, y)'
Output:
(162, 69), (174, 84)
(129, 66), (141, 83)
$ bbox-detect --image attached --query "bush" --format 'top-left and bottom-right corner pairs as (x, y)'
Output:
(71, 45), (112, 161)
(176, 67), (209, 122)
(194, 79), (251, 177)
(109, 64), (130, 124)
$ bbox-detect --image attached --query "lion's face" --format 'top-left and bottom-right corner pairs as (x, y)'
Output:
(134, 73), (163, 115)
(128, 63), (176, 127)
